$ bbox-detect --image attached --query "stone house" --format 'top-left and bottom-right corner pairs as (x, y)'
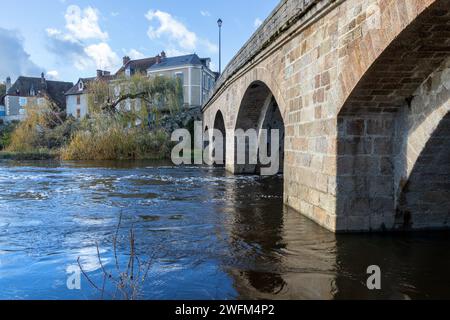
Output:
(65, 70), (114, 119)
(3, 73), (73, 120)
(148, 53), (217, 108)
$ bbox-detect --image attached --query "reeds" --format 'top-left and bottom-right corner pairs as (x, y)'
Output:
(77, 212), (156, 300)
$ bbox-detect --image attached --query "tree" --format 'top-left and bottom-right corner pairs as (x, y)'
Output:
(0, 83), (5, 96)
(87, 73), (183, 128)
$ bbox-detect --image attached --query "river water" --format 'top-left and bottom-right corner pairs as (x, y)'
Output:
(0, 160), (449, 300)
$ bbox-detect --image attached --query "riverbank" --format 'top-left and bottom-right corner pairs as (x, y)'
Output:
(0, 150), (59, 160)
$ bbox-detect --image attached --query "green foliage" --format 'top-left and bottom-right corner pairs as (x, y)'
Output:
(88, 73), (183, 126)
(0, 83), (5, 96)
(0, 122), (17, 150)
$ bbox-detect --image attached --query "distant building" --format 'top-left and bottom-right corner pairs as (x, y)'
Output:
(65, 52), (218, 119)
(148, 53), (217, 108)
(65, 70), (114, 119)
(3, 73), (73, 120)
(116, 55), (159, 78)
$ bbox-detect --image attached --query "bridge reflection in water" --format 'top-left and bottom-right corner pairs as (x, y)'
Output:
(215, 173), (450, 300)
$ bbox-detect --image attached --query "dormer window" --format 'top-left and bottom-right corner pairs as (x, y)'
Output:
(78, 81), (84, 91)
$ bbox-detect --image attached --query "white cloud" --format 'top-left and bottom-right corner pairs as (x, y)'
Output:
(126, 49), (146, 60)
(111, 12), (119, 17)
(209, 61), (218, 72)
(65, 5), (108, 41)
(200, 10), (211, 17)
(254, 18), (263, 28)
(145, 10), (217, 53)
(146, 10), (196, 50)
(0, 28), (42, 80)
(46, 70), (59, 80)
(84, 43), (120, 70)
(46, 5), (121, 72)
(46, 28), (61, 37)
(165, 48), (189, 57)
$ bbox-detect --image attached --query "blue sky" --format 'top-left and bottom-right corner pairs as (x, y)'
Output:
(0, 0), (279, 83)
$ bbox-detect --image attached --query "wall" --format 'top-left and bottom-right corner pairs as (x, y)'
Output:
(66, 94), (89, 119)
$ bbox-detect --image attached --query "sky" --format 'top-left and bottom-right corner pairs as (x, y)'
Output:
(0, 0), (279, 83)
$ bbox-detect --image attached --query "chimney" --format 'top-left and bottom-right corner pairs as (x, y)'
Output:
(161, 51), (166, 59)
(156, 54), (161, 64)
(123, 56), (131, 66)
(41, 72), (47, 90)
(5, 76), (11, 92)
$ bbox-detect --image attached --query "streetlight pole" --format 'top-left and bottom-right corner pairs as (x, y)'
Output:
(217, 18), (223, 74)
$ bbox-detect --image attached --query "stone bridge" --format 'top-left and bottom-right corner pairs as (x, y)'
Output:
(202, 0), (450, 232)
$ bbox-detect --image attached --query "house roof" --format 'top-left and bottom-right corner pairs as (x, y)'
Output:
(65, 73), (115, 96)
(6, 76), (73, 109)
(148, 54), (207, 71)
(115, 57), (158, 76)
(65, 77), (95, 96)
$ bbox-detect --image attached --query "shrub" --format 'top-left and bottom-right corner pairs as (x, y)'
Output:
(61, 115), (172, 160)
(6, 104), (77, 153)
(0, 122), (17, 150)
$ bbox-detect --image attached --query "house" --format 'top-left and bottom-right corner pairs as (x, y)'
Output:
(147, 53), (217, 108)
(65, 70), (114, 119)
(3, 73), (73, 120)
(115, 55), (159, 78)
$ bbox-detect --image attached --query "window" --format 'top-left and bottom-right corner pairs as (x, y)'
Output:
(78, 81), (83, 91)
(19, 97), (27, 107)
(76, 109), (81, 119)
(76, 96), (81, 105)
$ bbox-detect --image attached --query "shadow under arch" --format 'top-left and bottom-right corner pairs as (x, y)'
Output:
(213, 110), (227, 167)
(233, 80), (285, 175)
(335, 0), (450, 232)
(397, 111), (450, 229)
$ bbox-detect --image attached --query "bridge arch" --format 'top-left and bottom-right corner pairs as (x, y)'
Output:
(337, 1), (450, 231)
(232, 80), (285, 175)
(212, 110), (227, 166)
